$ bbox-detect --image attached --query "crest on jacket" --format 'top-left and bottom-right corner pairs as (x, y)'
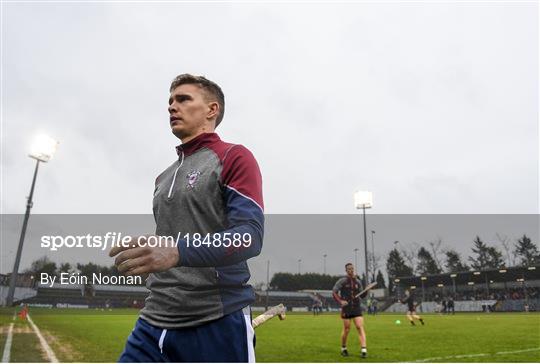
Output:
(186, 170), (201, 188)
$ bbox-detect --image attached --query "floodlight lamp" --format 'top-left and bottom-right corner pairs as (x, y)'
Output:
(354, 190), (373, 209)
(29, 134), (59, 162)
(473, 271), (481, 275)
(420, 276), (427, 281)
(450, 274), (457, 278)
(499, 269), (507, 273)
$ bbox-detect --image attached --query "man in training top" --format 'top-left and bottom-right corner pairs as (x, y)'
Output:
(399, 289), (425, 326)
(332, 263), (368, 358)
(110, 74), (264, 362)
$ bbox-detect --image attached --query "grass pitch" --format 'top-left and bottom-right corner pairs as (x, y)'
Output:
(1, 308), (539, 362)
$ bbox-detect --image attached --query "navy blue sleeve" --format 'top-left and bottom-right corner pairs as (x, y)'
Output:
(177, 145), (264, 267)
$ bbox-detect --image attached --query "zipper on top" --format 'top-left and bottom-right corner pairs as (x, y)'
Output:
(167, 151), (184, 198)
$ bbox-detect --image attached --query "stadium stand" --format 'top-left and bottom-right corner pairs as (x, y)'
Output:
(254, 290), (316, 311)
(390, 265), (539, 312)
(17, 283), (149, 308)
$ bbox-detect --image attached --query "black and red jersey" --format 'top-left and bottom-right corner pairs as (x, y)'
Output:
(332, 276), (364, 307)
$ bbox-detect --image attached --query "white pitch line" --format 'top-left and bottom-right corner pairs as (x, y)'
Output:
(1, 323), (14, 363)
(413, 347), (540, 363)
(26, 315), (58, 363)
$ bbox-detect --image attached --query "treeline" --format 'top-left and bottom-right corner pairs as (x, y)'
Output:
(269, 271), (387, 291)
(386, 234), (539, 290)
(270, 235), (538, 292)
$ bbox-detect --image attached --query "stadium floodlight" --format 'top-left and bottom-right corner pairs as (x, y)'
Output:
(354, 190), (372, 282)
(468, 282), (475, 285)
(499, 269), (507, 273)
(394, 278), (400, 283)
(354, 190), (373, 209)
(29, 134), (59, 162)
(437, 283), (444, 287)
(410, 285), (416, 289)
(420, 276), (427, 281)
(473, 271), (481, 275)
(450, 273), (457, 278)
(6, 134), (59, 307)
(528, 267), (536, 270)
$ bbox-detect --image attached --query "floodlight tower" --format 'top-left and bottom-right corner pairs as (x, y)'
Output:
(6, 135), (58, 306)
(354, 248), (359, 275)
(354, 190), (372, 284)
(371, 230), (376, 281)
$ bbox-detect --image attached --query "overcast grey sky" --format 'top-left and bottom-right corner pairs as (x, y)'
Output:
(1, 2), (538, 279)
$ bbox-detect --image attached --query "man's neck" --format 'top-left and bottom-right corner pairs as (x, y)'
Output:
(180, 130), (213, 144)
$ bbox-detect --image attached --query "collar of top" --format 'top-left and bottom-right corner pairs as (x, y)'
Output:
(175, 132), (220, 157)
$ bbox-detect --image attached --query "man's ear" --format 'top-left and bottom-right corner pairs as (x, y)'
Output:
(207, 101), (220, 121)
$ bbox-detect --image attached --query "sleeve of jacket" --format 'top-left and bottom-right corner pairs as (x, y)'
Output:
(177, 145), (264, 267)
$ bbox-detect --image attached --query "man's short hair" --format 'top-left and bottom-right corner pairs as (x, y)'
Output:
(345, 263), (354, 269)
(169, 74), (225, 127)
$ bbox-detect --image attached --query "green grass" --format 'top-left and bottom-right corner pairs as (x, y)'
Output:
(256, 312), (540, 362)
(1, 308), (539, 362)
(0, 310), (46, 362)
(10, 332), (46, 363)
(10, 308), (136, 362)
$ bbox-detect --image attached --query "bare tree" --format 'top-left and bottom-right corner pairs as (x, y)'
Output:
(495, 233), (514, 267)
(400, 242), (420, 275)
(368, 252), (381, 282)
(428, 237), (445, 272)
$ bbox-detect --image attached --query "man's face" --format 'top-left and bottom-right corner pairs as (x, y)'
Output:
(346, 265), (355, 277)
(168, 84), (213, 140)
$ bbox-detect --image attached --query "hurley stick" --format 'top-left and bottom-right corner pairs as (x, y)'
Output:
(343, 282), (378, 306)
(252, 303), (286, 328)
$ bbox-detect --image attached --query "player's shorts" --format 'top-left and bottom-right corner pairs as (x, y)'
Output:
(341, 305), (363, 319)
(118, 307), (255, 362)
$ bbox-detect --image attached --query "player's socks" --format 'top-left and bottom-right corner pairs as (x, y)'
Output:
(341, 347), (349, 357)
(361, 347), (367, 358)
(419, 318), (424, 325)
(410, 320), (415, 325)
